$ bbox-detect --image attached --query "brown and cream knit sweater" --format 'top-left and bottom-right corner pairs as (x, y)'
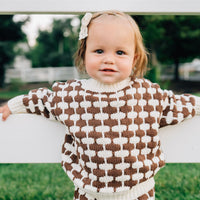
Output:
(8, 77), (200, 195)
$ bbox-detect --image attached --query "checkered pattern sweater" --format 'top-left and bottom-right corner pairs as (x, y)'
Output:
(8, 78), (200, 194)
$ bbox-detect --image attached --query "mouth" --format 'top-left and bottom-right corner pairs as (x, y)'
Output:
(100, 68), (117, 72)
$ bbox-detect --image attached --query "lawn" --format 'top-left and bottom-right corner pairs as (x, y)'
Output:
(0, 164), (74, 200)
(193, 92), (200, 97)
(0, 163), (199, 200)
(155, 163), (200, 200)
(0, 91), (29, 101)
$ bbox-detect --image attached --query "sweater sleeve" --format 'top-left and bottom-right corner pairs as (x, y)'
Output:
(159, 89), (200, 128)
(8, 86), (57, 121)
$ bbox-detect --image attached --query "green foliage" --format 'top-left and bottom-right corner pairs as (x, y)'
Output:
(0, 15), (27, 88)
(135, 15), (200, 63)
(29, 17), (79, 68)
(134, 15), (200, 80)
(145, 65), (171, 90)
(145, 65), (159, 83)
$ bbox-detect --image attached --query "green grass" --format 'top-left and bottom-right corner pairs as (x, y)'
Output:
(0, 164), (74, 200)
(155, 163), (200, 200)
(193, 93), (200, 97)
(0, 90), (200, 100)
(0, 91), (29, 100)
(0, 163), (199, 200)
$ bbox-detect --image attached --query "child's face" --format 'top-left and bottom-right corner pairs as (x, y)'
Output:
(84, 15), (137, 85)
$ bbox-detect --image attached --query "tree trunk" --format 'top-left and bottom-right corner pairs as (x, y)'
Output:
(0, 65), (5, 88)
(58, 40), (64, 54)
(151, 49), (159, 67)
(174, 57), (180, 81)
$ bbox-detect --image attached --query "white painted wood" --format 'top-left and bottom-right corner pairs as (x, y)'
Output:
(159, 116), (200, 163)
(5, 67), (79, 84)
(0, 0), (200, 14)
(0, 114), (65, 163)
(0, 114), (199, 163)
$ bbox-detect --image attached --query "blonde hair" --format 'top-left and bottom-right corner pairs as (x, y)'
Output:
(74, 10), (148, 78)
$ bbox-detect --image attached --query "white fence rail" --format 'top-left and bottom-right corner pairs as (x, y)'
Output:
(5, 67), (80, 83)
(0, 114), (199, 163)
(1, 0), (200, 15)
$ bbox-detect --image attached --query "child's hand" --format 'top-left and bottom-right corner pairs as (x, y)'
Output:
(0, 104), (11, 121)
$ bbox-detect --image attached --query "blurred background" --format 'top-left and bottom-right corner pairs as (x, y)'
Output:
(1, 14), (200, 104)
(0, 14), (200, 199)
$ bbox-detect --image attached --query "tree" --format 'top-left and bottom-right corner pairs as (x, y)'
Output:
(0, 15), (27, 87)
(29, 17), (79, 68)
(134, 15), (200, 81)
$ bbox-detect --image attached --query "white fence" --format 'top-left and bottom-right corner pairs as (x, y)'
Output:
(5, 66), (80, 83)
(0, 114), (200, 163)
(0, 0), (200, 164)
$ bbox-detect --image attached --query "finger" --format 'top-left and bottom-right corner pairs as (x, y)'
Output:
(2, 110), (11, 121)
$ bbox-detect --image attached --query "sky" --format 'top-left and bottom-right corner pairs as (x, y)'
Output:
(13, 14), (79, 47)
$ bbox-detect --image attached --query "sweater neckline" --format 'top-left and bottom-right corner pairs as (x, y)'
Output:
(80, 78), (131, 93)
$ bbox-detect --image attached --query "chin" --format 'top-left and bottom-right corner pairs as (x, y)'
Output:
(102, 80), (118, 85)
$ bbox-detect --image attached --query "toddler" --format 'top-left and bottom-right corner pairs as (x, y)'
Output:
(1, 10), (200, 200)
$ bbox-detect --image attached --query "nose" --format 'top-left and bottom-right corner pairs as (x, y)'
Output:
(103, 53), (115, 65)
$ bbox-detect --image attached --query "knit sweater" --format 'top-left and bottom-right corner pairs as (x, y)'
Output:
(8, 77), (200, 195)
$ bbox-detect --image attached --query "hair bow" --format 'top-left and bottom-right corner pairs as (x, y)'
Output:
(79, 13), (93, 40)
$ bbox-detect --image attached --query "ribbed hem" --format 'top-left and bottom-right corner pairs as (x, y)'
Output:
(77, 178), (155, 200)
(7, 95), (27, 114)
(194, 96), (200, 115)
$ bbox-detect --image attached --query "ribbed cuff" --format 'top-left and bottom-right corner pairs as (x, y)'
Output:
(7, 95), (27, 114)
(194, 96), (200, 115)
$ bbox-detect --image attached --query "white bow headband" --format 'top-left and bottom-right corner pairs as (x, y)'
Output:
(79, 13), (93, 40)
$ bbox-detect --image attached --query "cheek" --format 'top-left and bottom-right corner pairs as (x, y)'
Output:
(120, 59), (134, 76)
(84, 57), (96, 75)
(85, 55), (99, 68)
(122, 59), (134, 69)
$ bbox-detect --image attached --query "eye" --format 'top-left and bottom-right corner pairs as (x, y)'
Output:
(95, 49), (104, 54)
(116, 50), (125, 55)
